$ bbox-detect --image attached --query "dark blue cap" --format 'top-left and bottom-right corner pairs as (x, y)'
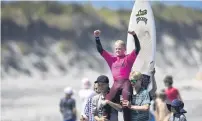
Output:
(167, 99), (187, 113)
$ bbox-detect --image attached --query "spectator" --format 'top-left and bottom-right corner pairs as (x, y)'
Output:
(59, 87), (77, 121)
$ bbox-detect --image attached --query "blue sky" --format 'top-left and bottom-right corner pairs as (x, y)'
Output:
(162, 1), (202, 10)
(59, 1), (202, 10)
(2, 0), (202, 10)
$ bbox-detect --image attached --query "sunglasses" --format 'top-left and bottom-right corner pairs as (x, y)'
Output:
(130, 79), (137, 83)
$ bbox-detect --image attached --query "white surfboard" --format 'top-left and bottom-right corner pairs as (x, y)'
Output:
(127, 0), (156, 76)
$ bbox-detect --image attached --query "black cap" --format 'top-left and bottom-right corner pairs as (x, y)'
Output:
(95, 75), (109, 83)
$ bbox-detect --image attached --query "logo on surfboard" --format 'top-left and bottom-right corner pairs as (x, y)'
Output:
(136, 9), (148, 24)
(136, 17), (148, 24)
(136, 9), (147, 16)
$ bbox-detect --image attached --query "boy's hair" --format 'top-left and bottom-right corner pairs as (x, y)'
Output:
(115, 40), (126, 48)
(158, 90), (167, 101)
(163, 75), (173, 85)
(129, 71), (142, 81)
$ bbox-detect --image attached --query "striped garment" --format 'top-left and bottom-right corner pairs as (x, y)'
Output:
(84, 97), (95, 121)
(131, 88), (150, 121)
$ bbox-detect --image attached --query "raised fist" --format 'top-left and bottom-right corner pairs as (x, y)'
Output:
(94, 30), (101, 37)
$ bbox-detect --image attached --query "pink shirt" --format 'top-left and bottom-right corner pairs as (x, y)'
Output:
(101, 50), (137, 81)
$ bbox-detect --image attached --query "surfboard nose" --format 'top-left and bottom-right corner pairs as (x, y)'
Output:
(127, 0), (156, 74)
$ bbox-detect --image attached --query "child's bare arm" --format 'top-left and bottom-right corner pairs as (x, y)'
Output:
(177, 91), (183, 101)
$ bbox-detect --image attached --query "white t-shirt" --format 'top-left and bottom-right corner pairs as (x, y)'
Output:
(79, 89), (95, 113)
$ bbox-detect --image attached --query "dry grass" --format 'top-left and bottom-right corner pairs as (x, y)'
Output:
(2, 2), (202, 30)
